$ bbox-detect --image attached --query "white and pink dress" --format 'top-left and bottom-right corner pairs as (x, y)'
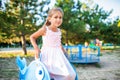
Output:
(40, 26), (76, 80)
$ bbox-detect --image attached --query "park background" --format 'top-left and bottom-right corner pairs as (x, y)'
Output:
(0, 0), (120, 80)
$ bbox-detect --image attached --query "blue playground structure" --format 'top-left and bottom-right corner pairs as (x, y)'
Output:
(64, 44), (100, 63)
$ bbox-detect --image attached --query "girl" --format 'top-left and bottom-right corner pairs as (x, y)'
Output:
(30, 7), (76, 80)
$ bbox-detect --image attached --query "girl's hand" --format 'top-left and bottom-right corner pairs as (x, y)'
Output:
(34, 48), (41, 60)
(64, 52), (69, 59)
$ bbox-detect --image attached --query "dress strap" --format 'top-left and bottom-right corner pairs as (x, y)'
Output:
(45, 26), (49, 31)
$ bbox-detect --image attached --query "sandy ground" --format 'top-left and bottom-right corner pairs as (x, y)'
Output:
(76, 50), (120, 80)
(0, 49), (120, 80)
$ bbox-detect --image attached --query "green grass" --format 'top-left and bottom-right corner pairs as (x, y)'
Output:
(102, 46), (120, 50)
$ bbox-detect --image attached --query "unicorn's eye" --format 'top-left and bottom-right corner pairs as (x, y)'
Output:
(39, 70), (42, 75)
(35, 66), (44, 80)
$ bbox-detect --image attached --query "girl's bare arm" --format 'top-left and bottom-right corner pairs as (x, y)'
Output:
(30, 27), (46, 59)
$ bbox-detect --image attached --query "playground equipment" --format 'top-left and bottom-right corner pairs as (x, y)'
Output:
(16, 56), (50, 80)
(16, 56), (78, 80)
(64, 44), (100, 63)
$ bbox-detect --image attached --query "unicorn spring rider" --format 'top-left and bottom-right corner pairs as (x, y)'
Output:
(16, 56), (50, 80)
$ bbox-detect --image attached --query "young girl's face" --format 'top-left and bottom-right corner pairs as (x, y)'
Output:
(49, 11), (63, 28)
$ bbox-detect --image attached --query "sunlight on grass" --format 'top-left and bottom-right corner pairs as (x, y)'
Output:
(0, 51), (34, 58)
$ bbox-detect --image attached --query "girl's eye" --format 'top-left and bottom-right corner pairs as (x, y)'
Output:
(54, 16), (62, 19)
(54, 16), (58, 19)
(59, 17), (62, 19)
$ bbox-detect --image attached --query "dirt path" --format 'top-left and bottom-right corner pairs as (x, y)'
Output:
(0, 50), (120, 80)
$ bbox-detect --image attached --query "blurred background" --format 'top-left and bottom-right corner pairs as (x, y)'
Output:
(0, 0), (120, 80)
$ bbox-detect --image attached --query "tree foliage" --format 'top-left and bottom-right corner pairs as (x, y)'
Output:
(0, 0), (120, 50)
(0, 0), (50, 54)
(56, 0), (86, 45)
(100, 18), (120, 45)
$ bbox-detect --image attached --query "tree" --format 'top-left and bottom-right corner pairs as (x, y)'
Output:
(101, 17), (120, 45)
(56, 0), (86, 45)
(1, 0), (50, 54)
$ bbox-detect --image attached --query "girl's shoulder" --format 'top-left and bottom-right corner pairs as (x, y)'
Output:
(41, 26), (47, 31)
(38, 25), (47, 35)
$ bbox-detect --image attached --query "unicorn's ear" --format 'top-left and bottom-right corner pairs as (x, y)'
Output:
(16, 56), (26, 70)
(16, 56), (27, 75)
(22, 58), (27, 67)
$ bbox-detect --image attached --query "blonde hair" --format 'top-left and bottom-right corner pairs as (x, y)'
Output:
(45, 7), (64, 26)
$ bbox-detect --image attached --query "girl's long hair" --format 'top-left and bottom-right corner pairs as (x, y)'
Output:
(44, 7), (64, 26)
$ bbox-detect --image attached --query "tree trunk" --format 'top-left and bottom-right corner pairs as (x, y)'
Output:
(21, 33), (27, 55)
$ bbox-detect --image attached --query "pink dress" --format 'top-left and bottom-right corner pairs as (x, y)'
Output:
(41, 27), (76, 80)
